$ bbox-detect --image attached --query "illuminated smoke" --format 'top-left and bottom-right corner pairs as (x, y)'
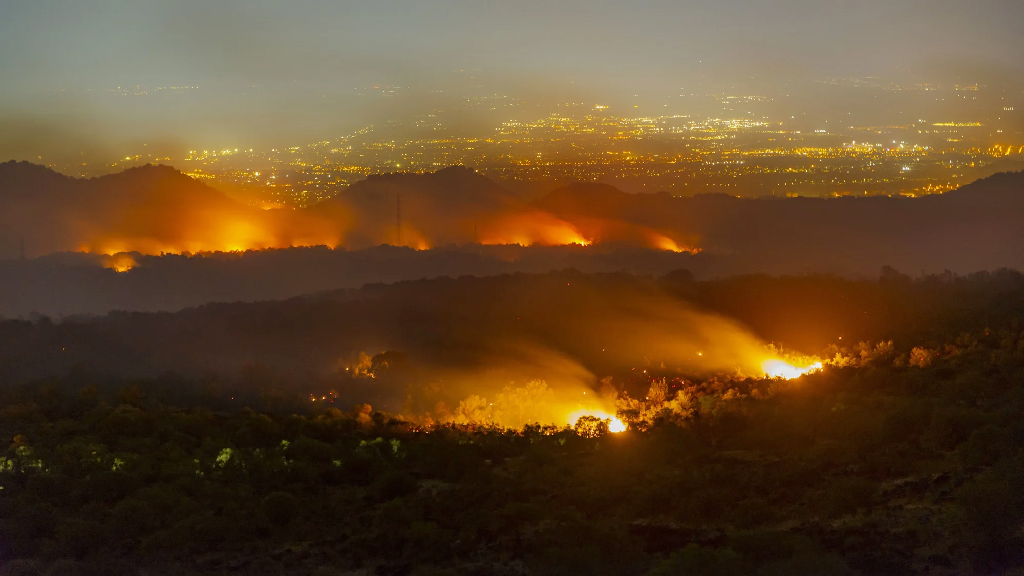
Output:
(0, 164), (713, 258)
(104, 252), (137, 273)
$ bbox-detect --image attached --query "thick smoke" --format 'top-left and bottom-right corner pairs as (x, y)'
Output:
(327, 273), (778, 423)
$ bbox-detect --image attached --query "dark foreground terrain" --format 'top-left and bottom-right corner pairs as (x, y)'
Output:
(2, 271), (1024, 575)
(2, 328), (1024, 575)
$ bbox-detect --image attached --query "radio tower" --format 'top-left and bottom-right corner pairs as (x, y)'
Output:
(395, 193), (402, 246)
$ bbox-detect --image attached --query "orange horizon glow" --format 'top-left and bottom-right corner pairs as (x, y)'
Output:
(82, 237), (341, 257)
(70, 207), (708, 258)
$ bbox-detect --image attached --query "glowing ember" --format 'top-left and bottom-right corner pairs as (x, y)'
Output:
(568, 409), (626, 433)
(761, 359), (823, 379)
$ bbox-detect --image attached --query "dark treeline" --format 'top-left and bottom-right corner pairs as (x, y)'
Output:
(0, 245), (708, 318)
(2, 269), (1024, 408)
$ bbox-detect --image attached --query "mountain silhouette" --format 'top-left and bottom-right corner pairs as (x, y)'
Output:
(1, 161), (1023, 317)
(534, 172), (1024, 274)
(0, 162), (340, 258)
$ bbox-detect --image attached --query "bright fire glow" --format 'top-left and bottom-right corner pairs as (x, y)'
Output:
(479, 211), (591, 247)
(608, 417), (627, 433)
(83, 233), (341, 257)
(761, 359), (823, 379)
(567, 408), (626, 433)
(649, 233), (702, 254)
(649, 233), (685, 253)
(560, 216), (702, 253)
(104, 253), (137, 273)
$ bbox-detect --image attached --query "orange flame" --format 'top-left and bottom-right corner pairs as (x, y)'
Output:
(479, 211), (590, 246)
(648, 231), (701, 254)
(567, 408), (626, 433)
(761, 359), (823, 379)
(104, 253), (137, 273)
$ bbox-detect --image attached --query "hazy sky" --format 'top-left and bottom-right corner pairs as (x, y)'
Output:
(2, 0), (1022, 163)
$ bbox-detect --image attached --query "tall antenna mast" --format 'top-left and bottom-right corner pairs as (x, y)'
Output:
(396, 193), (402, 246)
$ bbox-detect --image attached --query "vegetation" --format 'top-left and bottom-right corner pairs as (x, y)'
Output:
(3, 321), (1024, 575)
(3, 270), (1024, 574)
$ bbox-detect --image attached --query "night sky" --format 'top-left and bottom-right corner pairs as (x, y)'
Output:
(2, 0), (1022, 162)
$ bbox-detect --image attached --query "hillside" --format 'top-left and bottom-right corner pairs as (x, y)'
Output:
(1, 163), (1023, 318)
(0, 162), (276, 258)
(535, 171), (1024, 273)
(317, 166), (582, 248)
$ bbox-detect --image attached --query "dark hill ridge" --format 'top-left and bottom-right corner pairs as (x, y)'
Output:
(0, 161), (234, 207)
(533, 171), (1024, 273)
(0, 162), (262, 258)
(73, 164), (248, 222)
(0, 160), (73, 198)
(950, 168), (1024, 195)
(335, 166), (517, 207)
(0, 161), (1022, 293)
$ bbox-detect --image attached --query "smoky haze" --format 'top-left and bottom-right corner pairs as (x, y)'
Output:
(2, 163), (1024, 318)
(2, 0), (1023, 164)
(0, 270), (782, 422)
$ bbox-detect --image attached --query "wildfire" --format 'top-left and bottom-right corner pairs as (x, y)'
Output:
(608, 416), (627, 433)
(567, 408), (627, 433)
(82, 233), (341, 257)
(104, 253), (137, 273)
(555, 216), (701, 253)
(653, 234), (682, 252)
(73, 195), (346, 257)
(479, 211), (591, 247)
(649, 232), (701, 254)
(394, 226), (432, 250)
(761, 358), (823, 379)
